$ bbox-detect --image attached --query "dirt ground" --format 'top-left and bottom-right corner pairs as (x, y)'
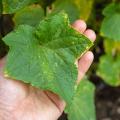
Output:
(96, 85), (120, 120)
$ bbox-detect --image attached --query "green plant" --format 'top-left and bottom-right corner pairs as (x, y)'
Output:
(0, 0), (120, 120)
(97, 2), (120, 86)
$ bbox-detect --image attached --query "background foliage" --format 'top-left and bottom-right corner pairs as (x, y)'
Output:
(0, 0), (120, 120)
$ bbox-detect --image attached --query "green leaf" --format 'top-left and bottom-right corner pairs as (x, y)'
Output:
(13, 4), (44, 27)
(52, 0), (94, 23)
(104, 39), (120, 54)
(103, 3), (120, 17)
(3, 12), (93, 106)
(75, 0), (94, 21)
(3, 0), (38, 13)
(97, 54), (120, 86)
(67, 78), (96, 120)
(100, 3), (120, 41)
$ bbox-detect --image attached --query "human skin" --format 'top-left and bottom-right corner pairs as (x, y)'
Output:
(0, 20), (96, 120)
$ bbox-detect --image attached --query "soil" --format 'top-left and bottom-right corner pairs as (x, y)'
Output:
(96, 85), (120, 120)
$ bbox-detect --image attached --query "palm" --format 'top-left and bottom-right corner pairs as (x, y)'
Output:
(0, 65), (62, 120)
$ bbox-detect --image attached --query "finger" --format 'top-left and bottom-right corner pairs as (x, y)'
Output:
(77, 51), (94, 83)
(72, 20), (87, 33)
(77, 29), (96, 83)
(84, 29), (96, 42)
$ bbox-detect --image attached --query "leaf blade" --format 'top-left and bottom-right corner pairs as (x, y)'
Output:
(3, 12), (93, 106)
(97, 54), (120, 86)
(67, 78), (96, 120)
(100, 3), (120, 41)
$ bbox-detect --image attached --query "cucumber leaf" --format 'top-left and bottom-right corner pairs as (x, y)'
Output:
(100, 3), (120, 41)
(13, 4), (44, 27)
(67, 78), (96, 120)
(97, 54), (120, 86)
(3, 12), (93, 107)
(52, 0), (94, 23)
(3, 0), (38, 13)
(104, 39), (120, 54)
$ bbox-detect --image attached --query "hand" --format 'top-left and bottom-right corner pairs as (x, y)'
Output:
(0, 20), (96, 120)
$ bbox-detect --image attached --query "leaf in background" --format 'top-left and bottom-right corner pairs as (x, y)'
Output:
(52, 0), (94, 23)
(67, 78), (96, 120)
(3, 12), (93, 106)
(103, 3), (120, 17)
(100, 3), (120, 41)
(75, 0), (94, 21)
(13, 4), (44, 27)
(3, 0), (38, 13)
(104, 39), (120, 54)
(97, 54), (120, 86)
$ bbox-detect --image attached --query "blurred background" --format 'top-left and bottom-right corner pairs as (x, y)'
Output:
(0, 0), (120, 120)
